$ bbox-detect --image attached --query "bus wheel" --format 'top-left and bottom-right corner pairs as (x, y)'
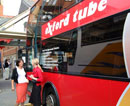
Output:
(46, 87), (57, 106)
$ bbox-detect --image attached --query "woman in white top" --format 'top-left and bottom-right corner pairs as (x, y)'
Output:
(11, 59), (29, 106)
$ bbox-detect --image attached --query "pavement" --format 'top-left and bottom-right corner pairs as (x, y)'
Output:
(0, 79), (32, 106)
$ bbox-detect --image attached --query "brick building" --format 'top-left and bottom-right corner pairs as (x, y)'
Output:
(0, 46), (18, 69)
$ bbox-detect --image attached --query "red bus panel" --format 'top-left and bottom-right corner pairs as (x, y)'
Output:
(43, 72), (129, 106)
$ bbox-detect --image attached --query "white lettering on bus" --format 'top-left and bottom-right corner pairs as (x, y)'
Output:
(55, 22), (60, 30)
(64, 14), (70, 26)
(87, 1), (98, 16)
(98, 0), (107, 11)
(45, 27), (48, 35)
(59, 19), (64, 28)
(44, 0), (107, 36)
(73, 0), (107, 22)
(73, 10), (78, 22)
(78, 7), (88, 21)
(52, 21), (56, 31)
(45, 14), (70, 36)
(47, 23), (53, 35)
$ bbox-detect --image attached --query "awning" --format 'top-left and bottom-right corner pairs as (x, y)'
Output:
(0, 46), (5, 49)
(0, 39), (12, 49)
(0, 9), (32, 47)
(0, 39), (12, 43)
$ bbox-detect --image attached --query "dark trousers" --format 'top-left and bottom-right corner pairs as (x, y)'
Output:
(29, 83), (41, 106)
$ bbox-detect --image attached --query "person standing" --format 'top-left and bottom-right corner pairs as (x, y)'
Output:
(3, 59), (10, 80)
(11, 59), (29, 106)
(28, 58), (43, 106)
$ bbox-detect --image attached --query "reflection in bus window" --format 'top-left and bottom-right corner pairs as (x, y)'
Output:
(26, 48), (34, 71)
(79, 13), (127, 78)
(67, 31), (77, 65)
(81, 14), (127, 46)
(41, 30), (77, 72)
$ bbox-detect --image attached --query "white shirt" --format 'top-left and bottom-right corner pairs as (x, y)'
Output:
(16, 67), (28, 83)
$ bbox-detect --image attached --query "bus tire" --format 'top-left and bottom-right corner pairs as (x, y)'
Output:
(45, 87), (58, 106)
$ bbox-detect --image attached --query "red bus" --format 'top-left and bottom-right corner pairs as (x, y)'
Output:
(27, 0), (130, 106)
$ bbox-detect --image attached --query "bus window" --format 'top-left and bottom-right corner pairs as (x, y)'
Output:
(67, 31), (77, 65)
(79, 13), (128, 78)
(81, 13), (127, 46)
(41, 30), (77, 72)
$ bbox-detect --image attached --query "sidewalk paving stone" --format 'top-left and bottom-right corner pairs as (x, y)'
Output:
(0, 89), (31, 106)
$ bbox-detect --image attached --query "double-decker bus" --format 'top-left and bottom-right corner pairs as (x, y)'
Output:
(27, 0), (130, 106)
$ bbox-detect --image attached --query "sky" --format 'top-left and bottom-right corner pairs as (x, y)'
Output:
(2, 0), (21, 16)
